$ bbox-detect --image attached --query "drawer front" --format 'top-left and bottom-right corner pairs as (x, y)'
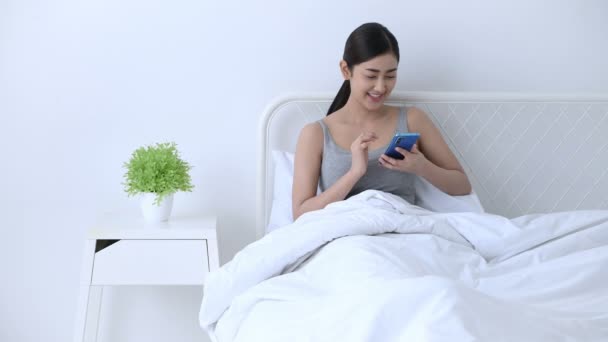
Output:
(91, 240), (209, 285)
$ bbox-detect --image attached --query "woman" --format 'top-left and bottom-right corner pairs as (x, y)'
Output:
(292, 22), (471, 220)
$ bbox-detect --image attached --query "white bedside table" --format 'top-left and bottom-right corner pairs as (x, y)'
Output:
(73, 215), (219, 342)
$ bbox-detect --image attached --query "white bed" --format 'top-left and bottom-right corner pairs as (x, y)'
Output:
(201, 92), (608, 342)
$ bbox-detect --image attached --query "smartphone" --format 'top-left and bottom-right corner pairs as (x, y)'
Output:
(384, 133), (420, 160)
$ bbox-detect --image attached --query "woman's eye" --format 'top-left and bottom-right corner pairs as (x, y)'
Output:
(366, 75), (396, 79)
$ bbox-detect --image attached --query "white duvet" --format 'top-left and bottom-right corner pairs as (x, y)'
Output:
(200, 190), (608, 342)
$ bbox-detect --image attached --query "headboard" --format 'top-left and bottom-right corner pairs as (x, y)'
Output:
(257, 92), (608, 238)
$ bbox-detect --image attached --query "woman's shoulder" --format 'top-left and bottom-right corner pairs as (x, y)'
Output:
(404, 105), (432, 129)
(403, 105), (426, 117)
(297, 121), (324, 146)
(295, 121), (324, 159)
(301, 120), (324, 136)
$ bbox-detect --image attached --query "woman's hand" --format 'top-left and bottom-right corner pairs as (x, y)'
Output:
(379, 143), (428, 175)
(350, 131), (377, 178)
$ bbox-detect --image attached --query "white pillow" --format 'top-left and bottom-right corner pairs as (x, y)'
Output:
(267, 150), (296, 232)
(413, 176), (485, 214)
(266, 150), (484, 233)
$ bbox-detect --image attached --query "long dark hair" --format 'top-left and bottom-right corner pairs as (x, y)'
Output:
(327, 23), (400, 116)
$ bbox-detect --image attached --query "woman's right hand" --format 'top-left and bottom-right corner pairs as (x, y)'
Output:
(350, 131), (377, 178)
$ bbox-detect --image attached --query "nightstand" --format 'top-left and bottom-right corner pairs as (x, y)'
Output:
(73, 215), (219, 342)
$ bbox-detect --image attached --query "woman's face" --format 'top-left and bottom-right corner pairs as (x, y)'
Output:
(342, 53), (398, 111)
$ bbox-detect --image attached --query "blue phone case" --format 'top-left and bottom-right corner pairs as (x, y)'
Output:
(384, 133), (420, 160)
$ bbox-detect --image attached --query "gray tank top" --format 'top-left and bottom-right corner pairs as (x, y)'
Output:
(318, 106), (416, 204)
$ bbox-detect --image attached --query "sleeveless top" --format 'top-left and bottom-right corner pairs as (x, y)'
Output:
(318, 106), (416, 204)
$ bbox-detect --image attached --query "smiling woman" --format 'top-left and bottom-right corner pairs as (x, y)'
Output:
(291, 22), (471, 220)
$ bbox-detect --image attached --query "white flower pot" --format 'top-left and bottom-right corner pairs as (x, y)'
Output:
(140, 193), (174, 223)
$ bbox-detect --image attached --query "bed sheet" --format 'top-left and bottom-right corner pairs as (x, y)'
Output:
(200, 190), (608, 342)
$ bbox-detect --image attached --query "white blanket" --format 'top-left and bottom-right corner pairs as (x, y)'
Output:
(200, 190), (608, 342)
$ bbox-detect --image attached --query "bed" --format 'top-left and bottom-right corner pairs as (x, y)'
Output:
(201, 92), (608, 342)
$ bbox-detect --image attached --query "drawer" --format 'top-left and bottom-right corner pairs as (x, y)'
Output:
(91, 239), (209, 285)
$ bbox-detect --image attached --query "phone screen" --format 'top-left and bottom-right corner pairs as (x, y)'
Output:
(384, 133), (420, 160)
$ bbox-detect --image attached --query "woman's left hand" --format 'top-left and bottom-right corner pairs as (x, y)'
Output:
(379, 143), (428, 175)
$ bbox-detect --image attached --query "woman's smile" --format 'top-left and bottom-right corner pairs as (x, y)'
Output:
(367, 92), (384, 103)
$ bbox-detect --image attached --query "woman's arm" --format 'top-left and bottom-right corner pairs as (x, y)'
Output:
(292, 123), (366, 220)
(379, 107), (472, 195)
(409, 107), (471, 195)
(415, 155), (472, 195)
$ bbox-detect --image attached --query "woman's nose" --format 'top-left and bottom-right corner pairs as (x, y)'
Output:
(374, 79), (386, 93)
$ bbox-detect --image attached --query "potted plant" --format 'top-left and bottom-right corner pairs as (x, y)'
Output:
(123, 142), (194, 222)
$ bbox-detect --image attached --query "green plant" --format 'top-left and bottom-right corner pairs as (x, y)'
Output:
(123, 142), (194, 205)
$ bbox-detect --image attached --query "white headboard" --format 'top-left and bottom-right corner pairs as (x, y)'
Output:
(257, 92), (608, 238)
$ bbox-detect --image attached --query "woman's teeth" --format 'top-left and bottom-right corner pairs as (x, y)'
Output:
(368, 93), (382, 98)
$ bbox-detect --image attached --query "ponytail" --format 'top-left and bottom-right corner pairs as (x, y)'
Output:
(327, 80), (351, 116)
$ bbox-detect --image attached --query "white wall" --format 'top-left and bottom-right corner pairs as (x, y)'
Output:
(1, 0), (607, 341)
